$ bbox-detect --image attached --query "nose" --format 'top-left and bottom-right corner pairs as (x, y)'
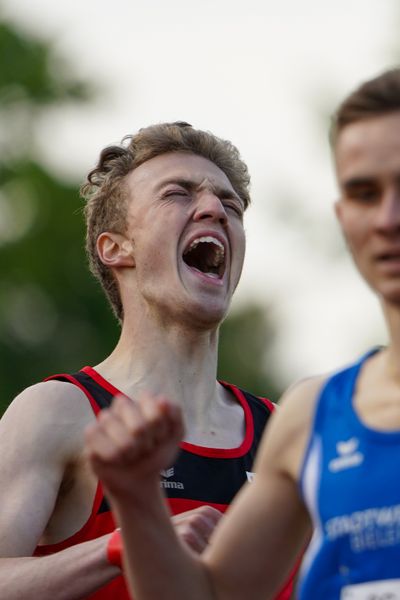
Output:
(375, 188), (400, 234)
(193, 191), (228, 226)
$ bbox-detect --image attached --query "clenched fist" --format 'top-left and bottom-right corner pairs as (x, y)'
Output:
(85, 393), (184, 502)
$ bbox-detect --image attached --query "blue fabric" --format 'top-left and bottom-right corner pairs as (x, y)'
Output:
(298, 349), (400, 599)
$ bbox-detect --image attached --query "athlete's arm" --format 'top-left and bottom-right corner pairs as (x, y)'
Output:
(0, 380), (122, 599)
(0, 381), (222, 599)
(86, 380), (321, 600)
(199, 380), (319, 599)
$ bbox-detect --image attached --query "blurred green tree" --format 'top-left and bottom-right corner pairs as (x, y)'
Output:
(0, 21), (117, 412)
(0, 19), (283, 414)
(218, 303), (282, 402)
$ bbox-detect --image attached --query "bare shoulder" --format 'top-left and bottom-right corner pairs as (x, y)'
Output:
(4, 378), (94, 419)
(1, 379), (96, 458)
(278, 373), (328, 425)
(255, 374), (328, 481)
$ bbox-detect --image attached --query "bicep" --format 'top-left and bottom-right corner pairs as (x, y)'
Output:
(0, 385), (83, 557)
(0, 458), (63, 556)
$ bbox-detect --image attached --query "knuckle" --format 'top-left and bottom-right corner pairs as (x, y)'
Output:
(176, 522), (191, 536)
(200, 505), (223, 523)
(181, 530), (197, 547)
(184, 514), (197, 526)
(97, 409), (111, 425)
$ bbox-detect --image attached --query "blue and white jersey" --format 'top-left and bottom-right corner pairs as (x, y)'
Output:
(298, 349), (400, 600)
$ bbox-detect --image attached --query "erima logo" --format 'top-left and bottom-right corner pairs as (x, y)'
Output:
(246, 471), (255, 482)
(160, 467), (174, 478)
(160, 467), (184, 490)
(328, 437), (364, 473)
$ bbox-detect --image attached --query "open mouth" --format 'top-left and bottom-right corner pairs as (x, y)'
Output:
(183, 236), (226, 279)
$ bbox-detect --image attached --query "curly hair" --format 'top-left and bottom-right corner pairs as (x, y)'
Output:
(81, 122), (251, 321)
(331, 67), (400, 145)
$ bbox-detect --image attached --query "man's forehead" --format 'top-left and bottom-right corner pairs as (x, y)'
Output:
(335, 113), (400, 179)
(126, 151), (234, 191)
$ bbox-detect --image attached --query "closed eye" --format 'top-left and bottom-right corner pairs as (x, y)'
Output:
(163, 188), (191, 199)
(223, 202), (243, 217)
(219, 195), (244, 216)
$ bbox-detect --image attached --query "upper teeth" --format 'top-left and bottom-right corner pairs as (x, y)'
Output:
(187, 236), (225, 267)
(188, 236), (224, 254)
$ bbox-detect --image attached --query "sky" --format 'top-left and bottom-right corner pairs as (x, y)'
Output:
(2, 0), (398, 386)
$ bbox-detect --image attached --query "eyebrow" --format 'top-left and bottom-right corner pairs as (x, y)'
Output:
(156, 177), (244, 205)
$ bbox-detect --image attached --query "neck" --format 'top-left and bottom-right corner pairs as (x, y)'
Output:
(377, 299), (400, 381)
(95, 310), (221, 417)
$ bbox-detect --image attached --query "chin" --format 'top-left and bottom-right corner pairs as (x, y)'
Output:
(182, 301), (228, 330)
(377, 286), (400, 307)
(194, 309), (227, 329)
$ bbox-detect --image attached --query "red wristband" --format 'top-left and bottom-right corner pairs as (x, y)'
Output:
(107, 528), (123, 569)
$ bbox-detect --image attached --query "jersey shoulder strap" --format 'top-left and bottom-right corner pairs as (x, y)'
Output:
(45, 369), (114, 415)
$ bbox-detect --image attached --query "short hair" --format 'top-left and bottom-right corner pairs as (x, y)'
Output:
(81, 122), (251, 321)
(331, 67), (400, 145)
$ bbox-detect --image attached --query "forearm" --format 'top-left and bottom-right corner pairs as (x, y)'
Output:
(112, 483), (215, 600)
(0, 535), (119, 600)
(86, 394), (216, 599)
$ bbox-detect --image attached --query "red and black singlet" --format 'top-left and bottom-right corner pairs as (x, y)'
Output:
(35, 367), (293, 600)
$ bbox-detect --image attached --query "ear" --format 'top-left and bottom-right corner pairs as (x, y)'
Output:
(333, 199), (351, 249)
(334, 198), (343, 223)
(96, 232), (135, 268)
